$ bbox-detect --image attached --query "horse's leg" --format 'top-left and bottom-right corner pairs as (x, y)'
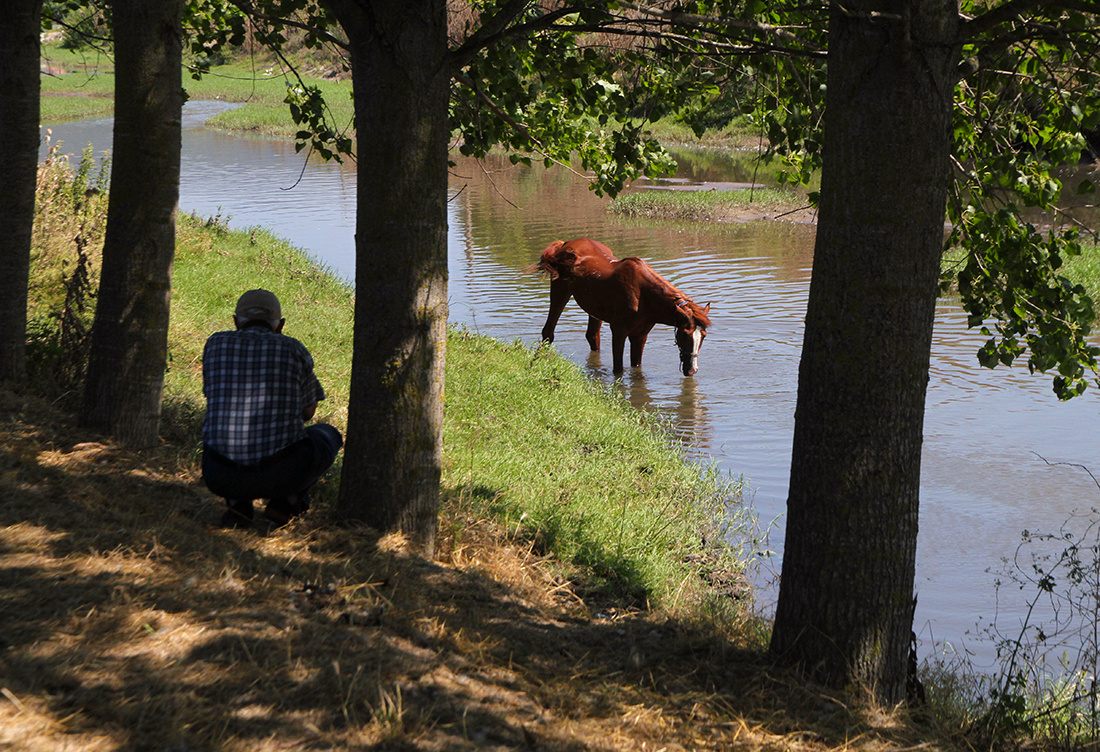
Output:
(628, 332), (649, 367)
(611, 328), (628, 374)
(541, 279), (571, 342)
(585, 316), (602, 352)
(628, 324), (654, 367)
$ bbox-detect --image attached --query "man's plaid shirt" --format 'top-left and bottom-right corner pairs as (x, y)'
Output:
(202, 325), (326, 465)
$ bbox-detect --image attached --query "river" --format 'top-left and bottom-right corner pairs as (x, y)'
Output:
(41, 100), (1100, 673)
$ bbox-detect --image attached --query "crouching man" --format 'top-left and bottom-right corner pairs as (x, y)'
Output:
(201, 289), (343, 528)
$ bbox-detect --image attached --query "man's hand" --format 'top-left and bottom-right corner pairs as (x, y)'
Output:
(301, 402), (318, 421)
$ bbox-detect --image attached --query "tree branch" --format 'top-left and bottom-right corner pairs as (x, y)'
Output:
(960, 0), (1099, 42)
(452, 71), (591, 181)
(450, 0), (538, 67)
(618, 0), (825, 53)
(229, 0), (349, 51)
(450, 4), (608, 69)
(449, 0), (829, 75)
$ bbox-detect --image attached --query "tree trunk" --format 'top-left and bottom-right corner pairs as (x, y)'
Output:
(769, 0), (959, 704)
(79, 0), (182, 447)
(324, 0), (449, 555)
(0, 0), (42, 384)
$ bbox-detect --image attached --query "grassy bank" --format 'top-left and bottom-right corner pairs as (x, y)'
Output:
(168, 214), (753, 612)
(610, 185), (810, 223)
(445, 332), (750, 610)
(41, 41), (354, 137)
(175, 241), (753, 614)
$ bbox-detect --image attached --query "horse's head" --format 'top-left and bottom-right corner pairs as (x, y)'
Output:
(674, 301), (711, 377)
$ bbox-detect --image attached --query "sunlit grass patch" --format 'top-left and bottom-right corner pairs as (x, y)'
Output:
(186, 58), (353, 141)
(205, 99), (353, 140)
(40, 41), (114, 77)
(40, 95), (114, 124)
(610, 186), (803, 221)
(1060, 241), (1100, 295)
(39, 41), (355, 140)
(39, 46), (116, 123)
(444, 330), (751, 616)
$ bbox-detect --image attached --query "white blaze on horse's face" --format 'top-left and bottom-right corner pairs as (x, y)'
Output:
(676, 326), (705, 377)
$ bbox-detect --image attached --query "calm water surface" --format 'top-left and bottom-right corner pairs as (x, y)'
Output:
(43, 101), (1100, 669)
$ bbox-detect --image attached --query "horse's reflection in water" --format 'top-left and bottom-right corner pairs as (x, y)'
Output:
(599, 369), (711, 450)
(674, 374), (710, 449)
(537, 238), (711, 376)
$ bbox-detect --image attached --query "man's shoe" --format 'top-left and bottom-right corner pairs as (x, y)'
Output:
(218, 499), (254, 528)
(264, 492), (309, 527)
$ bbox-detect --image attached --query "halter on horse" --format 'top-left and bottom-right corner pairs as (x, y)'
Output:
(537, 238), (712, 376)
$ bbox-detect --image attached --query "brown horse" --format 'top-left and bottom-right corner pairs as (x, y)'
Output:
(537, 238), (712, 376)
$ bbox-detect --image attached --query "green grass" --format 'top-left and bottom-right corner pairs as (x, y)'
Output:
(40, 95), (114, 123)
(610, 186), (805, 221)
(444, 331), (749, 609)
(184, 60), (354, 138)
(1060, 242), (1100, 293)
(39, 43), (116, 122)
(645, 113), (761, 149)
(40, 42), (355, 138)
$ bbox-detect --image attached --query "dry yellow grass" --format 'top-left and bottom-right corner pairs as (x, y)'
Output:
(0, 387), (962, 751)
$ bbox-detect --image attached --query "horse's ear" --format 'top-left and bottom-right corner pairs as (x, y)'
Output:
(696, 302), (713, 329)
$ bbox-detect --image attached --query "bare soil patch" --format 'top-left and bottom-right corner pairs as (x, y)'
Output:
(715, 205), (819, 225)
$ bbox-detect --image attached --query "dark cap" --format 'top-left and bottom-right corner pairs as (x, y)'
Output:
(234, 289), (282, 328)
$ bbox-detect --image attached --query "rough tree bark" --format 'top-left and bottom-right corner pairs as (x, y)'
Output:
(0, 0), (43, 384)
(769, 0), (960, 703)
(323, 0), (450, 554)
(79, 0), (183, 447)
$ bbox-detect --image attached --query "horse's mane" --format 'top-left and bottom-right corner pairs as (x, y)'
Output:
(625, 258), (711, 329)
(679, 298), (711, 329)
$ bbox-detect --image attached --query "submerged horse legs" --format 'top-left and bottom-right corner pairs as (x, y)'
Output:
(606, 326), (652, 373)
(585, 316), (602, 352)
(629, 330), (650, 368)
(610, 329), (628, 373)
(540, 279), (572, 342)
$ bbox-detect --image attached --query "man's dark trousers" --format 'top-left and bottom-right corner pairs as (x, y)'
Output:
(202, 424), (343, 504)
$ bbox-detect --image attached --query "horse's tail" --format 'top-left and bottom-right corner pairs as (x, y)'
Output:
(535, 240), (569, 279)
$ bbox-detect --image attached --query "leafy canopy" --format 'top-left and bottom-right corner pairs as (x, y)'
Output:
(948, 4), (1100, 399)
(179, 0), (730, 195)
